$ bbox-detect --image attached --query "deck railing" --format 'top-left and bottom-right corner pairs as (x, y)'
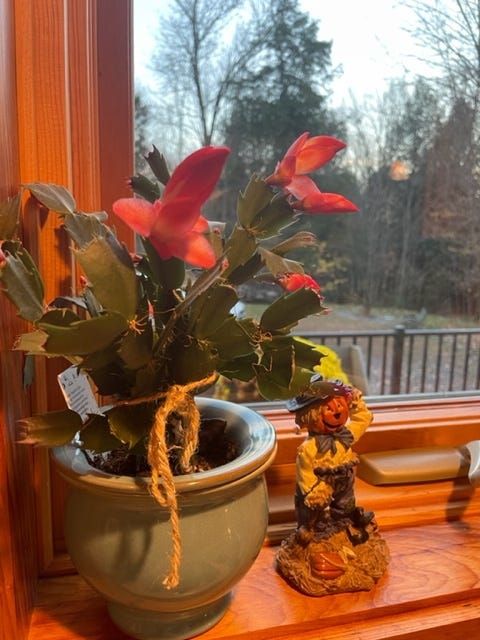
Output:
(298, 326), (480, 396)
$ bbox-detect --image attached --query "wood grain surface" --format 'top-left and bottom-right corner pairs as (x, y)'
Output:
(0, 2), (37, 638)
(28, 518), (480, 640)
(1, 3), (134, 640)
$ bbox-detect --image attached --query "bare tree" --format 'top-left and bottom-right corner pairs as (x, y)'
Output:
(150, 0), (267, 155)
(345, 79), (443, 312)
(406, 0), (480, 314)
(406, 0), (480, 110)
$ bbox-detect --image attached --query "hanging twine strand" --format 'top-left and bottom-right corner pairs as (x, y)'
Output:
(115, 372), (217, 589)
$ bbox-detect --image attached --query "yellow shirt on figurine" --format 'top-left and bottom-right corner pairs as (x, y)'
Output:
(295, 389), (372, 507)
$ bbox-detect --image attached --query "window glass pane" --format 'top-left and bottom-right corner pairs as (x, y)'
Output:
(133, 0), (480, 398)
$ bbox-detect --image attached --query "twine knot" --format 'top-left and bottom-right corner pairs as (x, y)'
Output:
(117, 372), (217, 589)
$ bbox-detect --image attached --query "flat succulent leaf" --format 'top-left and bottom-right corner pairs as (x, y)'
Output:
(254, 359), (292, 400)
(278, 365), (317, 398)
(237, 175), (273, 228)
(129, 174), (162, 202)
(49, 295), (88, 311)
(260, 340), (294, 387)
(292, 336), (325, 370)
(118, 320), (154, 370)
(182, 257), (225, 304)
(255, 342), (315, 400)
(39, 310), (128, 356)
(82, 355), (134, 397)
(145, 145), (171, 185)
(249, 193), (297, 239)
(258, 246), (304, 278)
(80, 344), (122, 373)
(82, 285), (103, 317)
(208, 316), (254, 359)
(23, 354), (36, 387)
(255, 336), (323, 400)
(223, 226), (258, 279)
(271, 231), (319, 255)
(260, 288), (327, 332)
(39, 308), (80, 325)
(225, 252), (262, 286)
(166, 337), (216, 385)
(0, 241), (45, 322)
(140, 238), (185, 290)
(25, 182), (76, 214)
(205, 222), (225, 259)
(0, 192), (21, 239)
(106, 404), (155, 449)
(217, 352), (257, 381)
(80, 413), (122, 452)
(18, 409), (82, 446)
(131, 365), (166, 398)
(188, 285), (237, 338)
(64, 210), (110, 249)
(256, 375), (289, 401)
(237, 316), (261, 340)
(14, 329), (49, 355)
(73, 235), (139, 318)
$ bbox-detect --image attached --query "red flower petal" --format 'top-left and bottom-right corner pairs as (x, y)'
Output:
(293, 191), (359, 214)
(295, 136), (346, 174)
(112, 198), (157, 237)
(284, 175), (318, 200)
(278, 272), (321, 292)
(192, 215), (210, 233)
(156, 231), (216, 268)
(151, 197), (203, 239)
(265, 133), (346, 189)
(265, 155), (297, 187)
(163, 146), (230, 206)
(265, 134), (309, 187)
(283, 132), (310, 159)
(115, 146), (229, 268)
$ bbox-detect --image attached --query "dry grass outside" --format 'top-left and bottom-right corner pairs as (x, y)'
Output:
(243, 301), (480, 331)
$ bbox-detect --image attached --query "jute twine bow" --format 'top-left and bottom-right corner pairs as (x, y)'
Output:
(117, 372), (217, 589)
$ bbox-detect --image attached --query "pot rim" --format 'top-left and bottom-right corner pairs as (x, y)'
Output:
(52, 397), (277, 495)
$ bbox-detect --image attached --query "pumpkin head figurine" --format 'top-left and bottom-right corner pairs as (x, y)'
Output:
(276, 373), (390, 596)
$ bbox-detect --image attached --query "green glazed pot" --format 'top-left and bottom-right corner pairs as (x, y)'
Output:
(52, 398), (277, 640)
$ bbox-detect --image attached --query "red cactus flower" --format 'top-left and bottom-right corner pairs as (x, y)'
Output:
(113, 146), (230, 268)
(291, 184), (359, 214)
(278, 272), (322, 293)
(265, 132), (346, 198)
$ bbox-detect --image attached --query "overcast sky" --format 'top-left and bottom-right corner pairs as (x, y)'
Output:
(133, 0), (428, 106)
(306, 0), (429, 104)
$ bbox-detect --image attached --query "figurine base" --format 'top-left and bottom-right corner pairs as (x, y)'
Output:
(276, 526), (390, 597)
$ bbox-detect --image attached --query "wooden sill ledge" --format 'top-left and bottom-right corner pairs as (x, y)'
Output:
(29, 396), (480, 638)
(28, 516), (480, 640)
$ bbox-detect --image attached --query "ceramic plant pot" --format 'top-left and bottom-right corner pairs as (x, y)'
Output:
(52, 398), (277, 640)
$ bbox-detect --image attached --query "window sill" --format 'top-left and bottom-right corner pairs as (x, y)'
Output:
(29, 396), (480, 639)
(29, 517), (480, 640)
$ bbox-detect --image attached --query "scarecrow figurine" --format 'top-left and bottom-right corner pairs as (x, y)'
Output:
(276, 375), (389, 596)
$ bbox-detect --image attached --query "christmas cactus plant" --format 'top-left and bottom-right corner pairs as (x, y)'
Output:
(0, 132), (357, 585)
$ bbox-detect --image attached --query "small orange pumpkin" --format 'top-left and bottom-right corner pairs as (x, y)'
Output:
(310, 551), (347, 580)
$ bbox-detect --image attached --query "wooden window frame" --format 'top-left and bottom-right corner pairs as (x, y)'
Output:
(3, 1), (480, 637)
(1, 2), (133, 638)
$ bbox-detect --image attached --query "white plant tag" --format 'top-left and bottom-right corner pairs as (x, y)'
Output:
(58, 365), (100, 422)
